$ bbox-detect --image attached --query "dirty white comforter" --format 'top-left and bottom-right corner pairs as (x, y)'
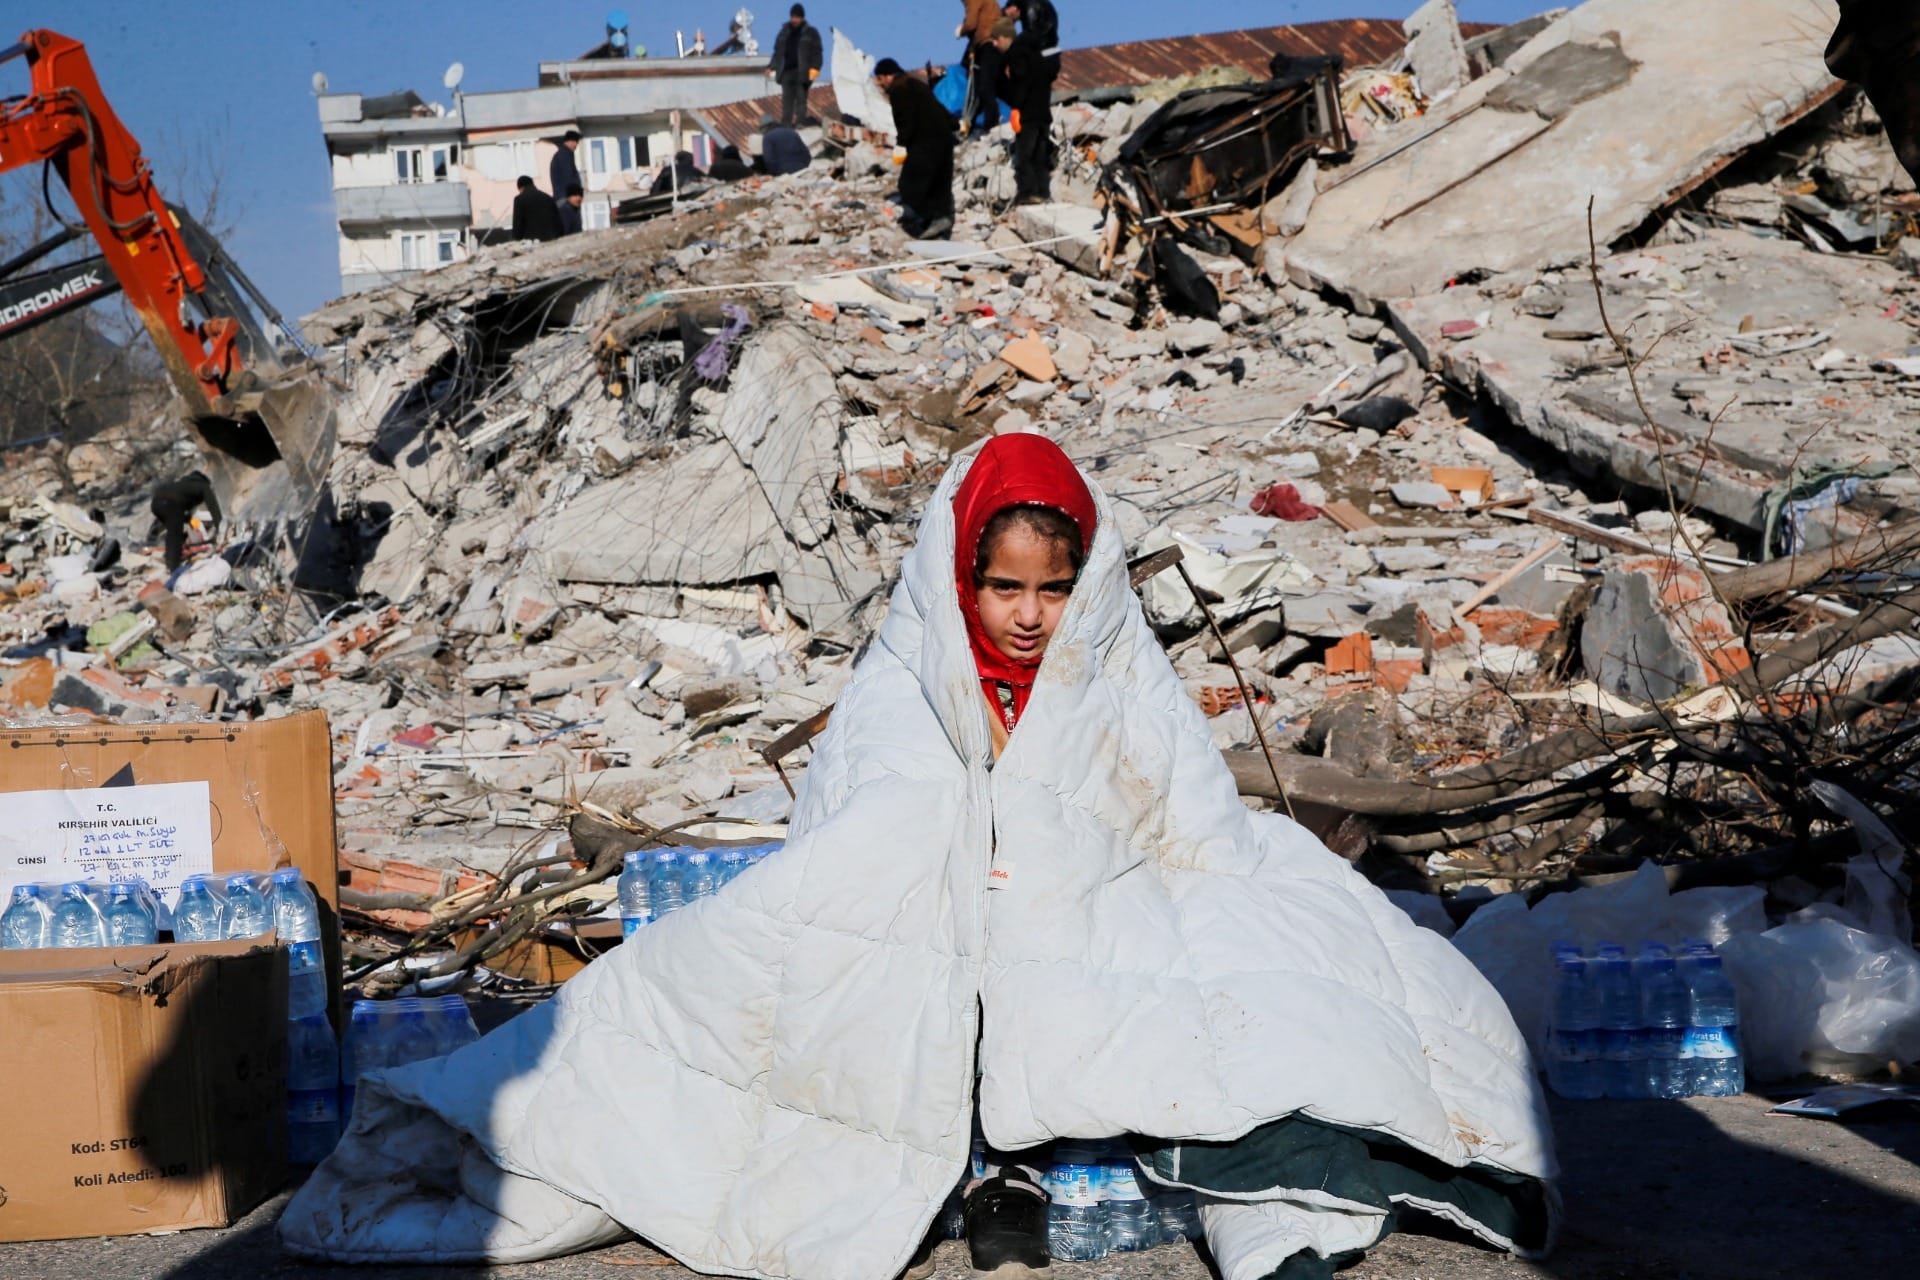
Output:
(281, 451), (1556, 1277)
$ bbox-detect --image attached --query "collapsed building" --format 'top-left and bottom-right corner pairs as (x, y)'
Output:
(1, 0), (1915, 1062)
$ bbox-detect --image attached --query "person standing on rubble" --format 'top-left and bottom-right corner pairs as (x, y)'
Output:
(1003, 0), (1060, 81)
(959, 0), (1005, 132)
(149, 471), (219, 573)
(992, 17), (1052, 205)
(766, 4), (823, 128)
(549, 129), (583, 200)
(873, 58), (956, 240)
(510, 175), (563, 242)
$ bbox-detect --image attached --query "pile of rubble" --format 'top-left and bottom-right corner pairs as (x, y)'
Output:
(1, 0), (1914, 985)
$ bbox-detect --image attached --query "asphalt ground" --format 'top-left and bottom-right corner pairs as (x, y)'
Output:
(2, 1093), (1913, 1280)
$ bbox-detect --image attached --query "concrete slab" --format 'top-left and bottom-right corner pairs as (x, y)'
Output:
(1287, 0), (1841, 305)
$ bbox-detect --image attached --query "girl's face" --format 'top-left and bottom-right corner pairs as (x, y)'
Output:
(975, 521), (1076, 662)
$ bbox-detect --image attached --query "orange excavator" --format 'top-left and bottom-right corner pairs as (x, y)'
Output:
(0, 27), (333, 526)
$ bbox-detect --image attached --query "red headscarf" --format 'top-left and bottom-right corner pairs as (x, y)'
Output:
(952, 435), (1098, 729)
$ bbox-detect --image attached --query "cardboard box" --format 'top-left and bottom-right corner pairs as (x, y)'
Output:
(0, 710), (338, 1242)
(0, 937), (287, 1241)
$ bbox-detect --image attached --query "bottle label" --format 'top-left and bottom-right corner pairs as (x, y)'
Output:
(287, 940), (324, 973)
(1550, 1028), (1592, 1061)
(1683, 1026), (1739, 1059)
(622, 912), (653, 936)
(1105, 1163), (1145, 1200)
(1046, 1164), (1104, 1206)
(288, 1087), (340, 1124)
(1644, 1026), (1684, 1057)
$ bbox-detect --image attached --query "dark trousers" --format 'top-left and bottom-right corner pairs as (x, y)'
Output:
(968, 42), (1002, 129)
(778, 71), (808, 126)
(1013, 101), (1052, 201)
(899, 143), (956, 234)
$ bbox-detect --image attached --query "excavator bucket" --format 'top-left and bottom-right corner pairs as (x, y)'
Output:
(197, 369), (337, 528)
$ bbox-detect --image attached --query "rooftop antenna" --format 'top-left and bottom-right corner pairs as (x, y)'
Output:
(442, 61), (465, 92)
(310, 70), (329, 95)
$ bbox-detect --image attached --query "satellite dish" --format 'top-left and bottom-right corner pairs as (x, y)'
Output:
(311, 70), (329, 94)
(443, 61), (465, 91)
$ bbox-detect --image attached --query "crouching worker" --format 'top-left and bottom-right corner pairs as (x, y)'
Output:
(281, 434), (1558, 1280)
(874, 58), (956, 240)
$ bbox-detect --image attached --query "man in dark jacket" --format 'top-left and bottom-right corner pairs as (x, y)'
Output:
(649, 151), (701, 196)
(549, 130), (582, 199)
(150, 471), (220, 572)
(707, 145), (754, 181)
(766, 5), (823, 127)
(758, 126), (813, 176)
(511, 175), (563, 241)
(557, 183), (584, 234)
(992, 18), (1051, 205)
(874, 58), (956, 239)
(959, 0), (1003, 132)
(1004, 0), (1060, 80)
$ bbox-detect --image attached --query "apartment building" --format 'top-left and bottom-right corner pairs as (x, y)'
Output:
(318, 40), (768, 296)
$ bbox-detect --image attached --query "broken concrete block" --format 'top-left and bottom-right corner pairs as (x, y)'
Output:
(1010, 203), (1104, 276)
(1007, 380), (1057, 407)
(500, 575), (566, 640)
(1371, 545), (1447, 574)
(680, 675), (758, 718)
(1260, 239), (1288, 287)
(1164, 319), (1225, 354)
(1052, 328), (1095, 381)
(1893, 237), (1920, 275)
(1582, 556), (1750, 704)
(1403, 0), (1471, 99)
(1389, 481), (1454, 509)
(1259, 157), (1318, 237)
(1000, 334), (1058, 382)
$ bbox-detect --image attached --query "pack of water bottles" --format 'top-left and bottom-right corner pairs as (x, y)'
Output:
(617, 842), (780, 932)
(1544, 938), (1744, 1100)
(940, 1137), (1204, 1259)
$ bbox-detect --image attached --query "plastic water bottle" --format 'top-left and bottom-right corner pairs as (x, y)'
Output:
(1102, 1144), (1154, 1251)
(270, 869), (329, 1017)
(1, 884), (53, 949)
(718, 848), (751, 886)
(618, 851), (653, 934)
(50, 881), (107, 948)
(1045, 1144), (1110, 1261)
(437, 994), (481, 1049)
(1684, 947), (1744, 1096)
(1593, 942), (1643, 1099)
(1150, 1185), (1203, 1245)
(103, 883), (160, 945)
(1546, 949), (1604, 1099)
(172, 874), (225, 941)
(1634, 943), (1688, 1099)
(388, 998), (440, 1066)
(682, 850), (719, 904)
(341, 999), (386, 1121)
(649, 849), (686, 917)
(286, 1012), (341, 1165)
(222, 872), (273, 939)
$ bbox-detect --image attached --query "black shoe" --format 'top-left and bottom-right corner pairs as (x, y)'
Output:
(901, 1225), (939, 1280)
(965, 1172), (1050, 1278)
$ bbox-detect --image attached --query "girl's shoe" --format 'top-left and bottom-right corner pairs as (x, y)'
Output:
(964, 1172), (1050, 1278)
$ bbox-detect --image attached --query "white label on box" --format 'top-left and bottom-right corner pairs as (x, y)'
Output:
(0, 782), (214, 901)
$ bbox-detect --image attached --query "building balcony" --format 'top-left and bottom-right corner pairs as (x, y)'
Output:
(334, 181), (471, 231)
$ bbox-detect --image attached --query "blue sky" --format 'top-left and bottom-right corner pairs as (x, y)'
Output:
(8, 1), (1544, 319)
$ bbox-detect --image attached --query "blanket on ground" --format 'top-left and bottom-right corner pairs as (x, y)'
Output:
(280, 448), (1557, 1276)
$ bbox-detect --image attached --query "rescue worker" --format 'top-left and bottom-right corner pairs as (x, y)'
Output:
(873, 58), (957, 240)
(992, 17), (1051, 205)
(766, 4), (823, 128)
(959, 0), (1004, 132)
(510, 175), (563, 242)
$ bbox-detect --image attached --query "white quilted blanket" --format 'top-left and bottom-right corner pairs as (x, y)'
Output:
(281, 451), (1557, 1276)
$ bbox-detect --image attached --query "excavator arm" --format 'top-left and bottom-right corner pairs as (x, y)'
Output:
(0, 28), (333, 528)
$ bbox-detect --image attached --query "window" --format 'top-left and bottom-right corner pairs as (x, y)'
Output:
(398, 232), (428, 270)
(584, 198), (611, 231)
(511, 139), (536, 174)
(436, 231), (461, 264)
(587, 137), (611, 177)
(429, 144), (458, 180)
(393, 147), (423, 183)
(618, 135), (651, 172)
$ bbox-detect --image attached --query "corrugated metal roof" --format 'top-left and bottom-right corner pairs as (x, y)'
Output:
(697, 19), (1446, 150)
